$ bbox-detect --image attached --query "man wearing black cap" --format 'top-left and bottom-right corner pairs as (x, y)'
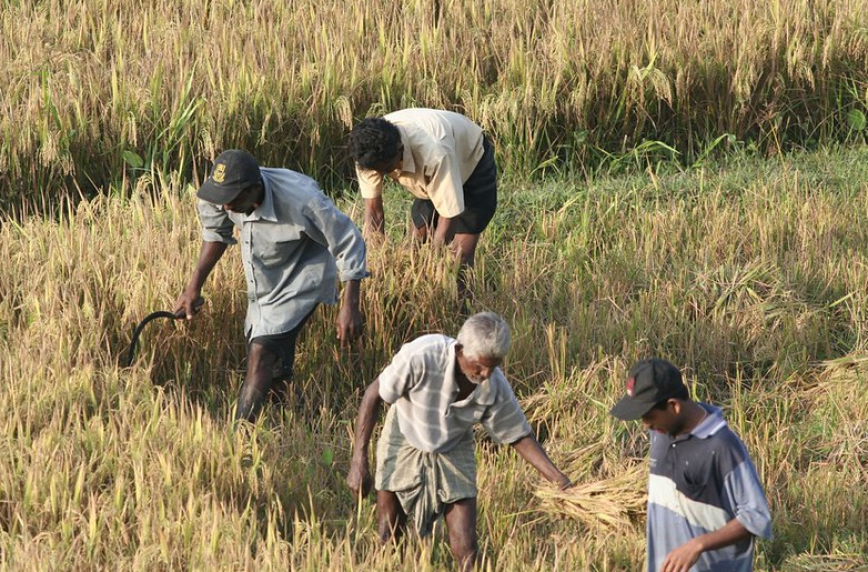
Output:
(175, 150), (369, 422)
(611, 358), (772, 572)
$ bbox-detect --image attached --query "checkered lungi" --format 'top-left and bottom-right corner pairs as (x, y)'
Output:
(375, 406), (477, 537)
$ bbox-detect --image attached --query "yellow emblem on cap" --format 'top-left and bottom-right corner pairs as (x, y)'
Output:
(213, 163), (227, 183)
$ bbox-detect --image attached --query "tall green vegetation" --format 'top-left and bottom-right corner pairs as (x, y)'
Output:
(3, 0), (868, 206)
(1, 147), (867, 570)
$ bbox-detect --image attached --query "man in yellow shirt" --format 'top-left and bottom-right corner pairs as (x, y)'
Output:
(348, 108), (497, 301)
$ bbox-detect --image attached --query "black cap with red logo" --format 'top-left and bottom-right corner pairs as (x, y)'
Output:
(610, 358), (687, 420)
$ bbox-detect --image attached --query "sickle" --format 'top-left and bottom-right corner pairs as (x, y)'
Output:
(123, 310), (185, 367)
(124, 298), (204, 367)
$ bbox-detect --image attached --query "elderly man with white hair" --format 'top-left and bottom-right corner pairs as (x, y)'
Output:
(346, 312), (571, 572)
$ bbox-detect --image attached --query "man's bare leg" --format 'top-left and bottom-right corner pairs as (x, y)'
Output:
(444, 498), (478, 572)
(452, 233), (480, 309)
(376, 490), (407, 544)
(235, 342), (280, 422)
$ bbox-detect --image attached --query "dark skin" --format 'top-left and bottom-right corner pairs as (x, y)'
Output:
(639, 399), (754, 572)
(363, 151), (480, 302)
(347, 344), (571, 572)
(174, 183), (364, 417)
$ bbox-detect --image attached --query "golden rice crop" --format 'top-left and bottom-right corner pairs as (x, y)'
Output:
(2, 147), (868, 568)
(3, 0), (868, 205)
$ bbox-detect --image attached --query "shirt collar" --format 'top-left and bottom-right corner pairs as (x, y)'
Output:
(474, 375), (498, 406)
(690, 403), (727, 439)
(446, 339), (460, 393)
(240, 175), (277, 222)
(396, 125), (415, 174)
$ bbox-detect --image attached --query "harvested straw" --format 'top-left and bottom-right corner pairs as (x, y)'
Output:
(781, 553), (868, 572)
(535, 464), (646, 530)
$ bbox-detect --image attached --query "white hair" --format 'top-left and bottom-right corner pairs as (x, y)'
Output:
(456, 312), (511, 360)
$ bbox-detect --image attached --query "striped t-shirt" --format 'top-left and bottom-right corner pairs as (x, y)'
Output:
(377, 334), (532, 453)
(647, 404), (773, 572)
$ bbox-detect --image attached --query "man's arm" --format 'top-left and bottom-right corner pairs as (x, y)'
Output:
(336, 279), (363, 345)
(661, 518), (753, 572)
(432, 215), (456, 245)
(346, 378), (383, 499)
(364, 196), (385, 238)
(356, 165), (385, 239)
(510, 434), (571, 489)
(174, 241), (228, 319)
(300, 194), (369, 343)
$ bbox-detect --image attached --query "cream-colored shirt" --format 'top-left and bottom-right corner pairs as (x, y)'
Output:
(355, 108), (485, 218)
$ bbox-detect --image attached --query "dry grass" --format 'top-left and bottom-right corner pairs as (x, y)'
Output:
(780, 554), (868, 572)
(534, 464), (646, 530)
(2, 148), (868, 569)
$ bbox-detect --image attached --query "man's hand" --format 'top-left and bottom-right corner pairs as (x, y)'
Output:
(336, 280), (363, 346)
(661, 538), (703, 572)
(176, 241), (227, 319)
(511, 434), (572, 489)
(555, 476), (573, 491)
(363, 196), (386, 241)
(336, 303), (364, 345)
(660, 518), (752, 572)
(346, 457), (373, 499)
(173, 290), (205, 320)
(432, 215), (456, 246)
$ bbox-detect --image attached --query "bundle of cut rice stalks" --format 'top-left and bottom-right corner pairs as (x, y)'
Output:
(534, 464), (646, 530)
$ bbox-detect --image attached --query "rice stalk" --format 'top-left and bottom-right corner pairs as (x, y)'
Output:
(534, 464), (646, 530)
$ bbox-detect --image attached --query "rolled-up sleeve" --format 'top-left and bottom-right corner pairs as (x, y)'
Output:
(356, 166), (384, 199)
(302, 195), (369, 282)
(481, 378), (532, 445)
(724, 460), (773, 540)
(377, 349), (420, 404)
(198, 199), (237, 245)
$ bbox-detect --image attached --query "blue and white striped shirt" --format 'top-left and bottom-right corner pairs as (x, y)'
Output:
(646, 404), (772, 572)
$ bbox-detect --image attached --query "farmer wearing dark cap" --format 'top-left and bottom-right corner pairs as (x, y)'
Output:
(347, 109), (497, 302)
(611, 358), (772, 572)
(175, 150), (368, 422)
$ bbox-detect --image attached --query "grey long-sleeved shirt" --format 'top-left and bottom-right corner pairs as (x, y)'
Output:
(198, 167), (368, 338)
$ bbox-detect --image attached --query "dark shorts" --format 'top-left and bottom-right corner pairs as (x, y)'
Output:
(411, 135), (497, 235)
(248, 307), (316, 382)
